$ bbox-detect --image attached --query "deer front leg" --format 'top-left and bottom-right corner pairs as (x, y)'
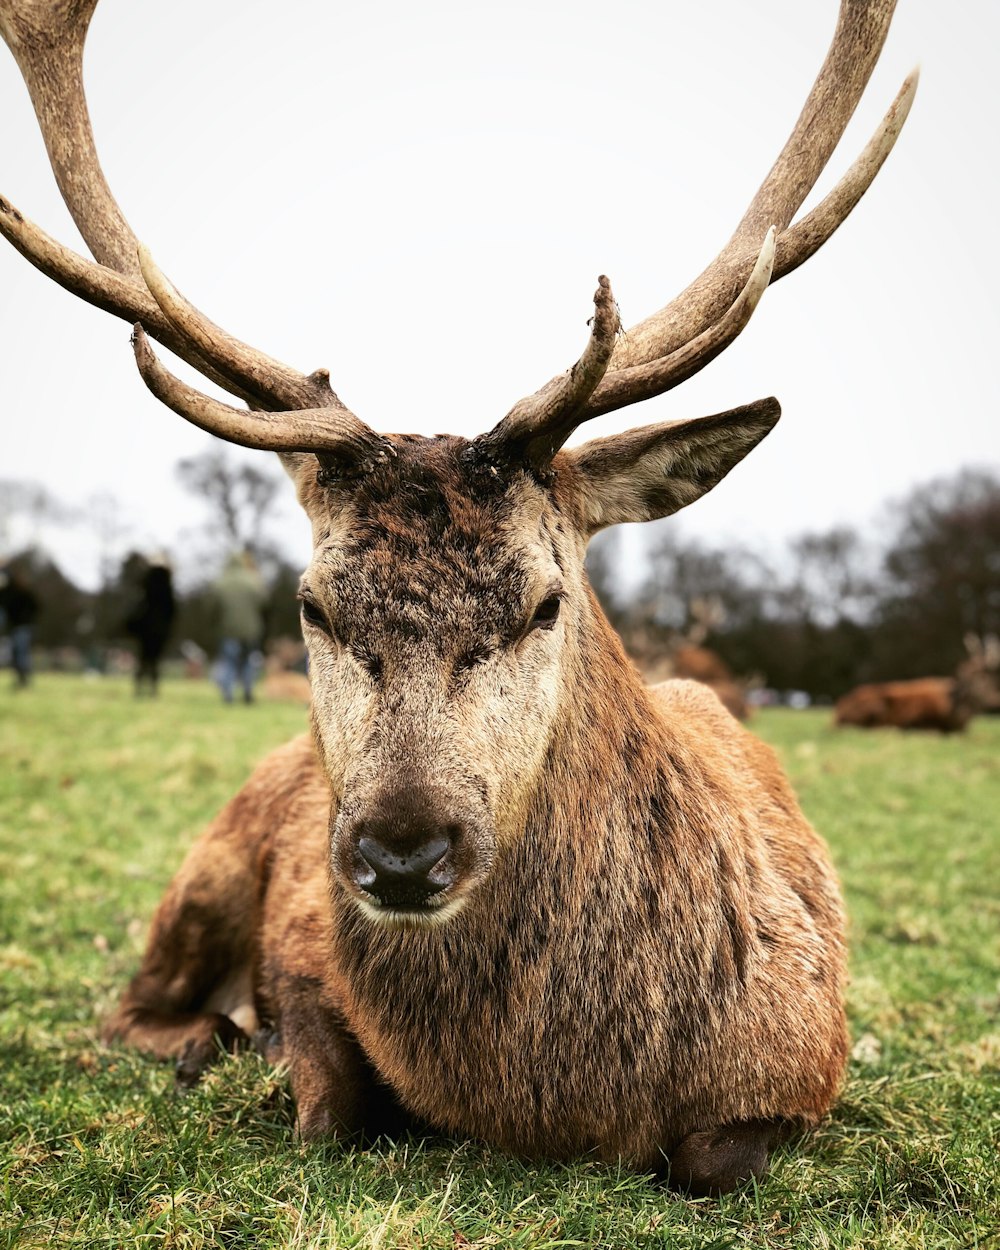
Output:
(102, 796), (271, 1080)
(102, 874), (258, 1087)
(269, 975), (406, 1142)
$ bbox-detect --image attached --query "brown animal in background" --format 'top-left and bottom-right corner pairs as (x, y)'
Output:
(1, 0), (915, 1195)
(835, 635), (1000, 733)
(633, 599), (752, 719)
(672, 599), (751, 720)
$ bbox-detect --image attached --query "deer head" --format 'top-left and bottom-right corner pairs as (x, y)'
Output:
(0, 0), (916, 924)
(957, 633), (1000, 715)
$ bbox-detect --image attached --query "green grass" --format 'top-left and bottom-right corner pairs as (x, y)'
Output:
(1, 677), (998, 1249)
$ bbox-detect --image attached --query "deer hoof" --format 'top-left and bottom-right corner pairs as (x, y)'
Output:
(667, 1119), (789, 1196)
(174, 1014), (249, 1088)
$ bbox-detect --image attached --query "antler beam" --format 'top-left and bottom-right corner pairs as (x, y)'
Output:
(0, 0), (378, 450)
(479, 0), (916, 467)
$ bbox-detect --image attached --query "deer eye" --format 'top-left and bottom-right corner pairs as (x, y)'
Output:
(299, 595), (332, 635)
(528, 593), (562, 632)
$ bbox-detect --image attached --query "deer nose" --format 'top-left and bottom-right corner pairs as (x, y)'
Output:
(355, 832), (454, 907)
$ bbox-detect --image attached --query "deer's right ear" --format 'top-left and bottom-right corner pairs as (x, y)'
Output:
(562, 398), (780, 537)
(280, 452), (317, 500)
(280, 452), (342, 518)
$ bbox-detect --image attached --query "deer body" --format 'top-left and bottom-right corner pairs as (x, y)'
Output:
(835, 638), (1000, 732)
(327, 661), (846, 1164)
(106, 440), (846, 1188)
(110, 592), (845, 1174)
(2, 0), (914, 1195)
(835, 676), (988, 732)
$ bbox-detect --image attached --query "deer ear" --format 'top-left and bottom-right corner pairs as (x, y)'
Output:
(279, 451), (336, 518)
(562, 398), (780, 536)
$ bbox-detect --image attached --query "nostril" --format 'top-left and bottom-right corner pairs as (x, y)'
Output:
(356, 834), (452, 899)
(353, 850), (377, 890)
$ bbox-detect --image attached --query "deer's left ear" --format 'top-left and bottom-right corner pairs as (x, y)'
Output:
(562, 398), (780, 536)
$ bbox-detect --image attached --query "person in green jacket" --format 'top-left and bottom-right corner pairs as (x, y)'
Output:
(212, 550), (267, 704)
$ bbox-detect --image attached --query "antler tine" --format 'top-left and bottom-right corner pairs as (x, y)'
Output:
(0, 190), (339, 412)
(0, 194), (260, 406)
(0, 0), (363, 427)
(136, 246), (340, 412)
(583, 228), (776, 421)
(775, 68), (918, 280)
(484, 0), (914, 465)
(476, 275), (621, 471)
(131, 326), (395, 479)
(617, 0), (904, 371)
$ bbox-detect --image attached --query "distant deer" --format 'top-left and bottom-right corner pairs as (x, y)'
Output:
(628, 597), (752, 719)
(1, 0), (915, 1195)
(835, 635), (1000, 733)
(261, 639), (312, 705)
(672, 598), (752, 720)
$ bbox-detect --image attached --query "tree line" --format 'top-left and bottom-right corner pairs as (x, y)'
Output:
(587, 467), (1000, 700)
(3, 455), (998, 699)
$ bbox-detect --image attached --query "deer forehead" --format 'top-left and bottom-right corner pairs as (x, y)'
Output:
(301, 437), (575, 647)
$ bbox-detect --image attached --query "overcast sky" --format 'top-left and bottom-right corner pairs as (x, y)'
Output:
(1, 0), (997, 589)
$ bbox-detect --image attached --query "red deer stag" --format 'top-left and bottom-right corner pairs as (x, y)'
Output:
(835, 635), (1000, 733)
(1, 0), (915, 1196)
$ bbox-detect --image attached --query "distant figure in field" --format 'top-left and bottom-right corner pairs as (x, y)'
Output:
(212, 551), (267, 704)
(0, 564), (40, 689)
(126, 552), (176, 697)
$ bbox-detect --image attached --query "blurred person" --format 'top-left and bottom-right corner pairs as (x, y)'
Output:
(212, 550), (267, 704)
(125, 552), (176, 697)
(0, 563), (40, 689)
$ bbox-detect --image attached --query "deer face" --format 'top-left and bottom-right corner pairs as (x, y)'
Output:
(289, 403), (780, 926)
(293, 438), (585, 926)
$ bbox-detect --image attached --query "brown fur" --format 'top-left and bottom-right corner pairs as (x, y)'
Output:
(261, 669), (312, 705)
(835, 648), (1000, 732)
(261, 639), (312, 704)
(671, 644), (732, 686)
(672, 648), (750, 720)
(105, 436), (848, 1194)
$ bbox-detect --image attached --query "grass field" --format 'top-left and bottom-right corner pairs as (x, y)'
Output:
(1, 676), (998, 1249)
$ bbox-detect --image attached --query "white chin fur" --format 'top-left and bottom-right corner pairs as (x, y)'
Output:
(354, 895), (466, 928)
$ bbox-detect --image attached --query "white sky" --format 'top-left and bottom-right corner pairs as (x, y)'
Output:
(1, 0), (997, 589)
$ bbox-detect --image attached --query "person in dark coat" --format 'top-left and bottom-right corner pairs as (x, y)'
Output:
(126, 553), (176, 697)
(0, 565), (39, 689)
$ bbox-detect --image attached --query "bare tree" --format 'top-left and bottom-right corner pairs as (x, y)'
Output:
(874, 469), (1000, 677)
(0, 478), (78, 553)
(175, 444), (284, 559)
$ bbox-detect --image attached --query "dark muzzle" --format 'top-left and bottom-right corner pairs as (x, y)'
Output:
(355, 832), (453, 908)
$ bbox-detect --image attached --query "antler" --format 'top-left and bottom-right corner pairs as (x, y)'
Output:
(0, 0), (389, 471)
(1, 1), (915, 476)
(479, 0), (917, 467)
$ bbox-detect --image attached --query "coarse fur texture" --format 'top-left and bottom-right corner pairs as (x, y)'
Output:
(105, 436), (849, 1193)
